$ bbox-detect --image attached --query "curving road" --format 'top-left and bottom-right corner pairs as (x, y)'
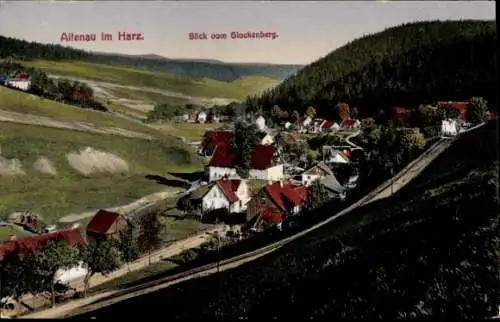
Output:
(24, 124), (487, 319)
(344, 130), (364, 150)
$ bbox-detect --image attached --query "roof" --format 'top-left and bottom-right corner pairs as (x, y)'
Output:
(303, 161), (332, 176)
(341, 119), (359, 127)
(216, 179), (242, 203)
(437, 101), (468, 112)
(486, 111), (497, 121)
(209, 144), (276, 170)
(264, 181), (307, 213)
(199, 130), (233, 151)
(259, 206), (283, 224)
(86, 210), (124, 235)
(0, 228), (85, 261)
(190, 183), (214, 200)
(321, 120), (334, 129)
(320, 173), (344, 194)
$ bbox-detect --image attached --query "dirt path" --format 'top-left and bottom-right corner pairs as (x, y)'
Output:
(58, 188), (183, 223)
(21, 225), (230, 319)
(0, 109), (153, 140)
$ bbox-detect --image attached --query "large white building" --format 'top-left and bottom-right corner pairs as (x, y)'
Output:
(441, 119), (459, 136)
(207, 144), (283, 182)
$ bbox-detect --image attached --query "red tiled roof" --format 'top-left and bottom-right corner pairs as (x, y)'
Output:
(264, 181), (307, 213)
(200, 130), (233, 150)
(216, 179), (241, 203)
(321, 120), (333, 129)
(294, 186), (307, 200)
(341, 119), (359, 127)
(0, 228), (85, 261)
(86, 210), (123, 235)
(260, 206), (283, 224)
(209, 144), (276, 170)
(437, 101), (468, 112)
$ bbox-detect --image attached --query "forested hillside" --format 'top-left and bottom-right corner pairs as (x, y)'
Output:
(247, 20), (497, 119)
(79, 122), (500, 319)
(0, 36), (301, 81)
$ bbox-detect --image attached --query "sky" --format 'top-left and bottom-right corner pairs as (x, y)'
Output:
(0, 1), (495, 65)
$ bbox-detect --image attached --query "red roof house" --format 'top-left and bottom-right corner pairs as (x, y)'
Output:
(216, 179), (243, 203)
(209, 144), (277, 170)
(251, 181), (308, 230)
(320, 120), (334, 132)
(437, 101), (468, 121)
(198, 130), (233, 156)
(0, 228), (85, 261)
(86, 210), (130, 239)
(340, 119), (361, 130)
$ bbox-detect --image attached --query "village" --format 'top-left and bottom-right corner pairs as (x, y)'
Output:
(0, 68), (497, 317)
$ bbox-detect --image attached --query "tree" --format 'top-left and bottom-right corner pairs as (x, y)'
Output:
(118, 228), (140, 269)
(230, 121), (260, 178)
(304, 180), (331, 212)
(467, 97), (488, 124)
(437, 108), (460, 121)
(79, 238), (121, 297)
(25, 240), (78, 307)
(337, 103), (350, 122)
(137, 210), (163, 265)
(351, 106), (359, 119)
(305, 106), (316, 119)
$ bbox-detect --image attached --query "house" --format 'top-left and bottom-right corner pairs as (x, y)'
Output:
(187, 111), (198, 123)
(0, 228), (85, 261)
(284, 121), (292, 130)
(329, 121), (341, 132)
(301, 161), (345, 197)
(340, 119), (361, 130)
(86, 210), (131, 240)
(318, 120), (336, 133)
(391, 107), (412, 122)
(207, 144), (283, 182)
(0, 228), (86, 316)
(437, 101), (468, 121)
(255, 115), (267, 131)
(441, 119), (459, 136)
(197, 111), (207, 123)
(258, 131), (275, 145)
(188, 179), (251, 215)
(198, 129), (233, 157)
(5, 72), (31, 91)
(247, 181), (307, 230)
(296, 116), (312, 133)
(181, 113), (189, 122)
(486, 111), (497, 121)
(323, 148), (351, 164)
(198, 129), (274, 157)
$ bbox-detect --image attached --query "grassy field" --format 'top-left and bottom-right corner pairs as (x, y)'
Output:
(0, 122), (204, 223)
(151, 123), (218, 142)
(21, 60), (280, 100)
(0, 87), (159, 138)
(104, 87), (192, 106)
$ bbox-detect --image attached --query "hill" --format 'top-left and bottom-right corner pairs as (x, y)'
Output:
(0, 87), (203, 224)
(78, 122), (499, 319)
(247, 20), (497, 119)
(0, 36), (301, 82)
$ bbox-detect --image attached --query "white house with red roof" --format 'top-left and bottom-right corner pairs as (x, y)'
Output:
(324, 149), (351, 164)
(198, 129), (273, 157)
(318, 120), (340, 133)
(248, 180), (307, 231)
(5, 71), (31, 91)
(207, 144), (284, 182)
(340, 119), (361, 131)
(189, 179), (251, 214)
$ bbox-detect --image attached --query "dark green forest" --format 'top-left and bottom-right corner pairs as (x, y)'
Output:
(0, 36), (301, 82)
(247, 20), (497, 119)
(77, 122), (499, 319)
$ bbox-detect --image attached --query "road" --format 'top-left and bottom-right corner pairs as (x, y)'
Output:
(21, 136), (453, 319)
(345, 130), (364, 150)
